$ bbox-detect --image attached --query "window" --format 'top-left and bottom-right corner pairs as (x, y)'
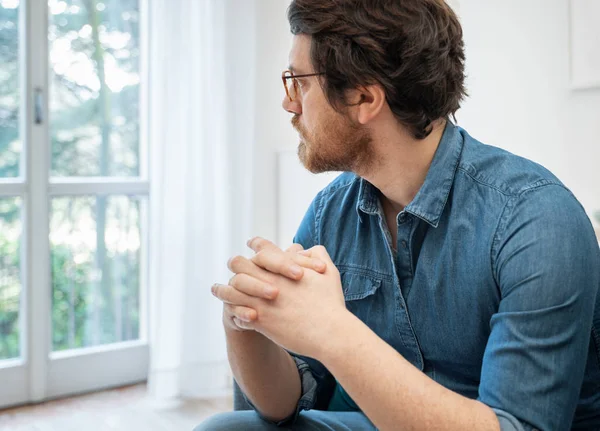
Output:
(0, 0), (149, 407)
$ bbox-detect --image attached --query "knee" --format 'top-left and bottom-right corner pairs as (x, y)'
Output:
(193, 412), (236, 431)
(193, 411), (267, 431)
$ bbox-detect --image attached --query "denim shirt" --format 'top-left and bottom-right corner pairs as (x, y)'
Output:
(247, 122), (600, 430)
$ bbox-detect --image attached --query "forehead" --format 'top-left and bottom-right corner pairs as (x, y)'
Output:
(288, 34), (312, 74)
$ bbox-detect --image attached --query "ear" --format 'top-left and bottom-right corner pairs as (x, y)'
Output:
(347, 84), (386, 125)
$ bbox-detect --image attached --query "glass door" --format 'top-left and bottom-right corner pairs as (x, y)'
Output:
(0, 0), (149, 409)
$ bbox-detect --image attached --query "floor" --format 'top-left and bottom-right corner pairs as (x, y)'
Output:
(0, 384), (232, 431)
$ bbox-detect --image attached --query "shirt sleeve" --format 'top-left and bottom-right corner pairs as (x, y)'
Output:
(492, 408), (535, 431)
(239, 356), (329, 426)
(479, 183), (600, 430)
(241, 193), (336, 426)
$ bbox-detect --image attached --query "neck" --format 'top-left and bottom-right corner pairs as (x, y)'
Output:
(358, 119), (447, 215)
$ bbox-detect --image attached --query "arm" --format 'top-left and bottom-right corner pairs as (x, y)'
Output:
(226, 326), (301, 423)
(222, 193), (335, 423)
(318, 312), (501, 431)
(479, 184), (600, 430)
(312, 184), (599, 431)
(233, 243), (501, 430)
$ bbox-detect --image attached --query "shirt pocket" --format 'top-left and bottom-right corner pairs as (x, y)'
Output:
(340, 269), (382, 301)
(340, 269), (385, 327)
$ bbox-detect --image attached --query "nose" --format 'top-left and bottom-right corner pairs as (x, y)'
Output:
(282, 95), (302, 115)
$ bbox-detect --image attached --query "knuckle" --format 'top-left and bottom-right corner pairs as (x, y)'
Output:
(233, 273), (249, 287)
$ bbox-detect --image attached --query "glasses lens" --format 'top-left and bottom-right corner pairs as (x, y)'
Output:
(283, 71), (296, 101)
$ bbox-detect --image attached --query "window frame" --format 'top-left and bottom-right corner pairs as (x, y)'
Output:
(0, 0), (150, 408)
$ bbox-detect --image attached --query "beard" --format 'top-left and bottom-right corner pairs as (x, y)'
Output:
(292, 111), (375, 175)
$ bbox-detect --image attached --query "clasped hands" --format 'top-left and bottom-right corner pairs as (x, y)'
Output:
(211, 237), (347, 358)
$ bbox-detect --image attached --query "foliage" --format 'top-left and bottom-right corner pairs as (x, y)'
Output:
(0, 0), (142, 360)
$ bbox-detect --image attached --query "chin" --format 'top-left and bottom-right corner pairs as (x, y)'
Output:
(297, 143), (307, 162)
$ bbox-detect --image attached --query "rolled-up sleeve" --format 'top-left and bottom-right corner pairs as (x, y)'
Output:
(479, 184), (600, 430)
(240, 355), (332, 426)
(492, 408), (535, 431)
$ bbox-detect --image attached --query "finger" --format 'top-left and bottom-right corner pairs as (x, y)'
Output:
(247, 237), (278, 253)
(251, 248), (304, 280)
(227, 255), (273, 283)
(307, 245), (334, 264)
(230, 274), (279, 300)
(225, 304), (258, 322)
(212, 283), (258, 307)
(292, 253), (327, 273)
(286, 243), (304, 253)
(287, 244), (326, 272)
(233, 317), (255, 330)
(251, 249), (327, 278)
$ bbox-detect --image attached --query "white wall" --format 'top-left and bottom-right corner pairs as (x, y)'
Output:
(456, 0), (600, 223)
(250, 0), (337, 246)
(248, 0), (600, 243)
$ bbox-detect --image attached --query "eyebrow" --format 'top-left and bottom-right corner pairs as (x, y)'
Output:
(288, 65), (307, 75)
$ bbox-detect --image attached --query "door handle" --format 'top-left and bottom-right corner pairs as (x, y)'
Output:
(34, 87), (44, 125)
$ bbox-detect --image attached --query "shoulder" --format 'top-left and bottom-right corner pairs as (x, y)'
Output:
(457, 128), (564, 197)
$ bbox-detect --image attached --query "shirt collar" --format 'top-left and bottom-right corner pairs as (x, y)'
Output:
(356, 121), (463, 228)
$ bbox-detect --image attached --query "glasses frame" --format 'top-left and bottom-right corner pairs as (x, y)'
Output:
(282, 70), (326, 102)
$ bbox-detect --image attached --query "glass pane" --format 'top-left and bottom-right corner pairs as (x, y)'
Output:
(0, 197), (22, 360)
(50, 195), (142, 351)
(0, 0), (21, 178)
(49, 0), (140, 177)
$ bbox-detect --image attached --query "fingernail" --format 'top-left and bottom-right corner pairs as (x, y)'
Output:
(211, 284), (217, 295)
(264, 286), (277, 298)
(246, 237), (255, 247)
(291, 265), (303, 277)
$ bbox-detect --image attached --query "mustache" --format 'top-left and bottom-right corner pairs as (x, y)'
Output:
(291, 115), (307, 139)
(291, 115), (300, 130)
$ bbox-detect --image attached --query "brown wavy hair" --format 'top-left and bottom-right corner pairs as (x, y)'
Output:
(287, 0), (467, 139)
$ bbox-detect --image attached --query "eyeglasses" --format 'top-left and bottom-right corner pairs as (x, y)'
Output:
(282, 70), (325, 102)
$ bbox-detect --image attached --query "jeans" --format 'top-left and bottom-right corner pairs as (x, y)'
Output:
(194, 410), (377, 431)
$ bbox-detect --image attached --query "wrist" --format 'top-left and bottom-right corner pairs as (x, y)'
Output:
(225, 323), (262, 340)
(312, 309), (358, 363)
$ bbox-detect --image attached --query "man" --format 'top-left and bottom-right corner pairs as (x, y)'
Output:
(197, 0), (600, 430)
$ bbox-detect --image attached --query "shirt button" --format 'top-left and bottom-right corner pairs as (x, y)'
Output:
(398, 213), (406, 223)
(401, 240), (408, 249)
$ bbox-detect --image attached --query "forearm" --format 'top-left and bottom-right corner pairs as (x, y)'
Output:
(318, 312), (500, 431)
(226, 326), (301, 422)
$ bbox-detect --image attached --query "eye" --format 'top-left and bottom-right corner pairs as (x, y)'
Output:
(297, 78), (308, 89)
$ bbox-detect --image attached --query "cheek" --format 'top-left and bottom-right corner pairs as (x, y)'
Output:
(299, 100), (322, 135)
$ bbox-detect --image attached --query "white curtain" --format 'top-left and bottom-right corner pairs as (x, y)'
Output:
(147, 0), (256, 400)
